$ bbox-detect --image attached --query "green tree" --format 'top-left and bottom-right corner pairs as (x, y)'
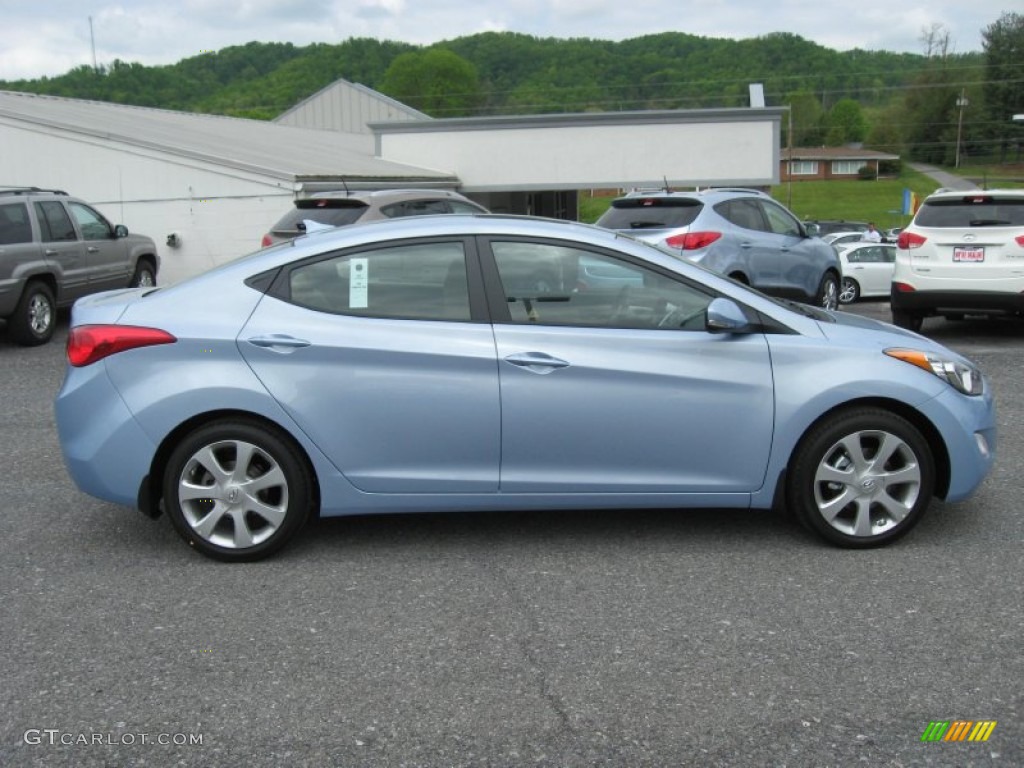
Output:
(379, 48), (482, 117)
(982, 12), (1024, 162)
(824, 98), (868, 145)
(784, 90), (825, 146)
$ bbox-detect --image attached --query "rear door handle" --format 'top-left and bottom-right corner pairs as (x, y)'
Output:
(87, 246), (99, 253)
(503, 352), (570, 374)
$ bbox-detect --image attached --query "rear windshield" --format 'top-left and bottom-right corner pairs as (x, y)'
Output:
(596, 198), (703, 230)
(916, 196), (1024, 228)
(272, 199), (369, 233)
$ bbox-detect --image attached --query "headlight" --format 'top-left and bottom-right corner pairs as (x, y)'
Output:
(885, 348), (983, 396)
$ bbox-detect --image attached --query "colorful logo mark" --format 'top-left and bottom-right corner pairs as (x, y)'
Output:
(921, 720), (997, 742)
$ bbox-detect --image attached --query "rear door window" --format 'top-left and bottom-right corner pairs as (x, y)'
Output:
(33, 201), (77, 242)
(916, 197), (1024, 227)
(275, 199), (369, 232)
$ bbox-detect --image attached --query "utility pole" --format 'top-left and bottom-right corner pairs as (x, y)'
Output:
(955, 89), (968, 168)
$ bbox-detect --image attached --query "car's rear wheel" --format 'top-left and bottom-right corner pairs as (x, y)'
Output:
(839, 277), (860, 304)
(9, 281), (56, 346)
(892, 309), (924, 333)
(787, 408), (934, 548)
(163, 420), (313, 561)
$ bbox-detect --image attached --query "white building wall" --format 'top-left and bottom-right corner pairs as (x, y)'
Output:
(376, 113), (781, 191)
(0, 119), (295, 283)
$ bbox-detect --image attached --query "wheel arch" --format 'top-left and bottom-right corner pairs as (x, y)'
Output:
(787, 396), (951, 499)
(139, 408), (322, 520)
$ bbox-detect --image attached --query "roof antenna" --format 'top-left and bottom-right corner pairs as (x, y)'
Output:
(341, 177), (350, 197)
(663, 176), (672, 194)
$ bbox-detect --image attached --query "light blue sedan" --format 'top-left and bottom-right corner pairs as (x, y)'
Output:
(55, 216), (996, 561)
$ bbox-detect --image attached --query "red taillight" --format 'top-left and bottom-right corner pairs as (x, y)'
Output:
(1016, 235), (1024, 247)
(261, 234), (273, 248)
(892, 282), (916, 293)
(897, 231), (926, 249)
(67, 325), (177, 367)
(664, 231), (722, 250)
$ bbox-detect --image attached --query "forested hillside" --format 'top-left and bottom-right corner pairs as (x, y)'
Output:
(0, 31), (968, 119)
(3, 22), (1021, 166)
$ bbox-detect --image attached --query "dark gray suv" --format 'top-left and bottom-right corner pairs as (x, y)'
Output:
(596, 189), (842, 309)
(0, 187), (159, 345)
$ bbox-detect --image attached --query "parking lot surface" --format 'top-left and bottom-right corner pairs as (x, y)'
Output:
(2, 303), (1021, 767)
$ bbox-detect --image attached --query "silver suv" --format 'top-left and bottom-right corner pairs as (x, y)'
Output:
(596, 189), (842, 309)
(891, 188), (1024, 332)
(261, 189), (488, 247)
(0, 187), (158, 346)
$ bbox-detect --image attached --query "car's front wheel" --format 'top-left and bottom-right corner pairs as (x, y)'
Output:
(817, 273), (839, 310)
(163, 420), (314, 561)
(8, 281), (56, 346)
(839, 277), (860, 304)
(130, 259), (156, 288)
(787, 408), (935, 547)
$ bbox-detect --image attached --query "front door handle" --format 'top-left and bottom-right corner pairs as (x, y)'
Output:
(246, 334), (312, 352)
(503, 352), (570, 374)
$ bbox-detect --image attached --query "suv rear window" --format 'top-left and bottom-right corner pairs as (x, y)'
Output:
(273, 199), (370, 233)
(597, 198), (703, 230)
(915, 196), (1024, 228)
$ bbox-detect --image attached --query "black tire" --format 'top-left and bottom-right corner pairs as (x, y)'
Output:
(816, 272), (839, 311)
(130, 259), (156, 288)
(892, 309), (924, 333)
(8, 281), (56, 346)
(163, 419), (314, 561)
(787, 408), (934, 548)
(839, 277), (860, 304)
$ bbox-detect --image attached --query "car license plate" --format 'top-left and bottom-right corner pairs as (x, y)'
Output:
(953, 247), (985, 262)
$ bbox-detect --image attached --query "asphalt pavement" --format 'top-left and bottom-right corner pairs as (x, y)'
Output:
(1, 305), (1021, 767)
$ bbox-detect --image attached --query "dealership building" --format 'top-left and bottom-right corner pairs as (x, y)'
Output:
(0, 82), (784, 283)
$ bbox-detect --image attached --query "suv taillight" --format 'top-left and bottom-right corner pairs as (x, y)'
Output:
(665, 231), (722, 250)
(261, 234), (273, 248)
(67, 325), (177, 367)
(897, 231), (926, 249)
(1016, 235), (1024, 247)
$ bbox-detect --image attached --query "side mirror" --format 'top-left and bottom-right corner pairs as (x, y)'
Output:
(706, 297), (751, 333)
(114, 224), (129, 238)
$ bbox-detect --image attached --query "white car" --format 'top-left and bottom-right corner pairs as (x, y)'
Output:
(837, 242), (896, 303)
(891, 189), (1024, 331)
(823, 231), (869, 248)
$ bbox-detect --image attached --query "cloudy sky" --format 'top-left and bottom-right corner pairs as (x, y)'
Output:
(0, 0), (1012, 81)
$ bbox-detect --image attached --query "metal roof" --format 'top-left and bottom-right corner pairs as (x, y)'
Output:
(0, 90), (456, 183)
(275, 78), (429, 134)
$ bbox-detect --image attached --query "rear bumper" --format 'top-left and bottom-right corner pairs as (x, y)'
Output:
(55, 362), (157, 508)
(891, 287), (1024, 316)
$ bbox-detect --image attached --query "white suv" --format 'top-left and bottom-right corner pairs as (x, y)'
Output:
(891, 188), (1024, 332)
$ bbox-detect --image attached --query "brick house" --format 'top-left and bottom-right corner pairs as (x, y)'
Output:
(781, 146), (900, 181)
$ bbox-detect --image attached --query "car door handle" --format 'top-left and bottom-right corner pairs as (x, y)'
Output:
(44, 249), (58, 256)
(503, 352), (570, 374)
(246, 334), (312, 351)
(87, 246), (99, 253)
(739, 241), (753, 249)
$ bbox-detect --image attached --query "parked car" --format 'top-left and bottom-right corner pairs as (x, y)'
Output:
(0, 187), (158, 346)
(56, 215), (995, 561)
(837, 242), (897, 303)
(805, 220), (870, 237)
(891, 188), (1024, 331)
(260, 188), (488, 247)
(595, 189), (842, 309)
(823, 231), (869, 249)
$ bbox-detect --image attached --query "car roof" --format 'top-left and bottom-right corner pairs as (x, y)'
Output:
(306, 188), (474, 203)
(924, 188), (1024, 201)
(617, 188), (770, 201)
